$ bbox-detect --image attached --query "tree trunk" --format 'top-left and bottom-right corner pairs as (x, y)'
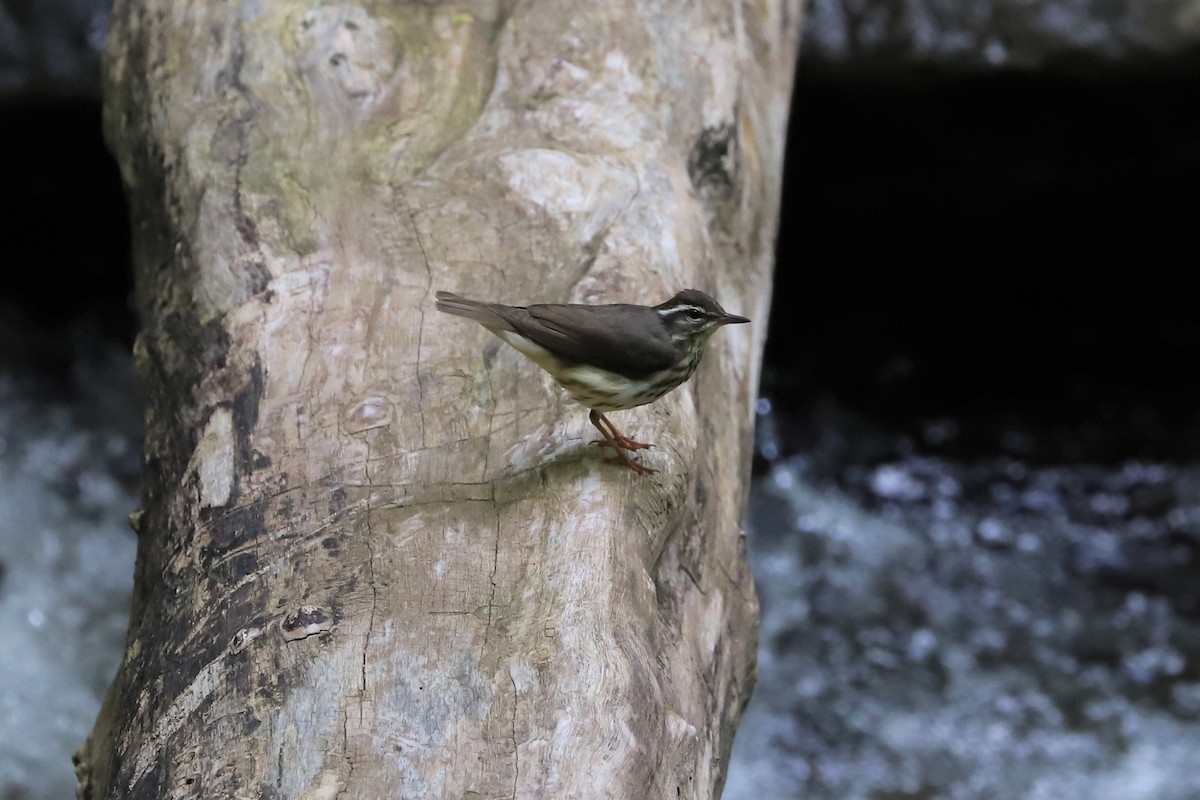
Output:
(77, 1), (801, 797)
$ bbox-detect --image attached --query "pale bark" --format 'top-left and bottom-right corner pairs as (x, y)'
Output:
(77, 1), (801, 797)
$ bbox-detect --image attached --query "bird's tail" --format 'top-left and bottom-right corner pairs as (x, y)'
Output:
(435, 291), (512, 331)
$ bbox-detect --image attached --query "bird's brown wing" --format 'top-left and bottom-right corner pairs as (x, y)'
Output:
(501, 303), (678, 378)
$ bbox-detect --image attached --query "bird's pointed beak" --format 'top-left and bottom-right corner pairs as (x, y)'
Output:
(717, 313), (750, 325)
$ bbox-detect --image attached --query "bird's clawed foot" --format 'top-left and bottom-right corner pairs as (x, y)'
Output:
(616, 433), (653, 451)
(607, 452), (656, 475)
(588, 410), (657, 475)
(588, 435), (653, 451)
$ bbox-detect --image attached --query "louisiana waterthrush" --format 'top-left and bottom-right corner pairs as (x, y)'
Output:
(436, 289), (749, 474)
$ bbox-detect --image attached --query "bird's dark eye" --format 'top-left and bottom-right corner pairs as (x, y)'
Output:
(686, 309), (704, 320)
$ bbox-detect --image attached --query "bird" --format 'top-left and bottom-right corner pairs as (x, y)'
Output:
(435, 288), (749, 474)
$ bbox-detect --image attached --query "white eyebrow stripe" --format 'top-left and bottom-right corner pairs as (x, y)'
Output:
(656, 305), (707, 318)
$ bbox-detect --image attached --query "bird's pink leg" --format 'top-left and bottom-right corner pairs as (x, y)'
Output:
(588, 410), (656, 475)
(589, 411), (654, 451)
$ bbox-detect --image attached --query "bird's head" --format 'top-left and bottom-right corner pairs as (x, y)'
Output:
(654, 289), (750, 344)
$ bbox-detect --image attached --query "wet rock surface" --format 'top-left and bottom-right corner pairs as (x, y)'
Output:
(726, 403), (1200, 799)
(803, 0), (1200, 69)
(0, 0), (109, 99)
(0, 331), (139, 799)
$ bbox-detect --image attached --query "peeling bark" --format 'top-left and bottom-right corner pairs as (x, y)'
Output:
(77, 1), (802, 797)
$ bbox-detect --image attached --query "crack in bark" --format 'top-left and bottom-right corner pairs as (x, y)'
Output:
(482, 510), (501, 653)
(336, 444), (379, 797)
(715, 558), (749, 603)
(338, 706), (354, 799)
(362, 455), (378, 715)
(480, 503), (504, 652)
(509, 669), (519, 800)
(404, 192), (433, 450)
(362, 532), (376, 707)
(482, 363), (497, 479)
(680, 564), (706, 595)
